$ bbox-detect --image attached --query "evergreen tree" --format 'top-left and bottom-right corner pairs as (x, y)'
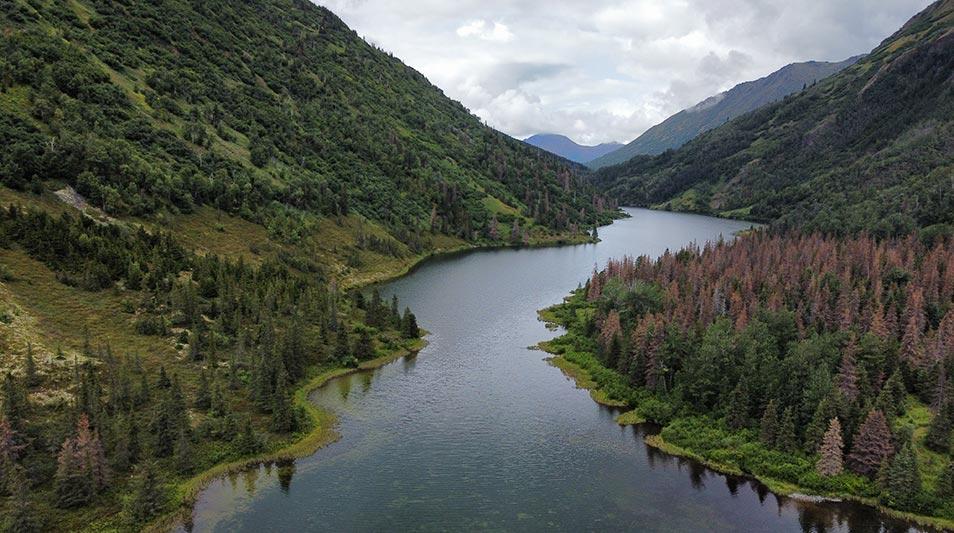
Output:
(402, 308), (419, 339)
(334, 326), (351, 362)
(817, 418), (844, 477)
(236, 417), (260, 455)
(847, 409), (895, 479)
(125, 462), (165, 525)
(271, 376), (296, 434)
(24, 344), (39, 388)
(0, 417), (25, 492)
(759, 400), (779, 445)
(174, 426), (192, 475)
(936, 461), (954, 500)
(1, 374), (26, 431)
(3, 465), (40, 533)
(924, 399), (953, 453)
(804, 393), (839, 454)
(354, 328), (375, 361)
(882, 441), (922, 511)
(776, 407), (798, 453)
(726, 382), (750, 431)
(195, 370), (212, 411)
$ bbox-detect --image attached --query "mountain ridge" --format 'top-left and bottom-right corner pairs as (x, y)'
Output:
(593, 0), (954, 236)
(588, 57), (861, 168)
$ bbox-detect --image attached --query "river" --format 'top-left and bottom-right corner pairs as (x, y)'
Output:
(182, 208), (924, 532)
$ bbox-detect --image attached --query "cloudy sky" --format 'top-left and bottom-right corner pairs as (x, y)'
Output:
(317, 0), (933, 145)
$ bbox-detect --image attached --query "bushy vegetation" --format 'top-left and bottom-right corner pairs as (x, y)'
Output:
(0, 0), (614, 248)
(545, 231), (954, 521)
(593, 0), (954, 237)
(0, 203), (423, 530)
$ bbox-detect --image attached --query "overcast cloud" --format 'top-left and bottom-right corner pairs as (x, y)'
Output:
(316, 0), (933, 145)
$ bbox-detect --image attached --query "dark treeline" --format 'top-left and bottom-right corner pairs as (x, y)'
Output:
(0, 204), (421, 530)
(549, 231), (954, 520)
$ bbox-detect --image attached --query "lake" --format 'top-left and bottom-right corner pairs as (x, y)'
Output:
(181, 208), (923, 532)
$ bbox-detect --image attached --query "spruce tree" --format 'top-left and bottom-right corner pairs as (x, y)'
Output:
(804, 393), (839, 454)
(125, 462), (165, 525)
(4, 465), (40, 533)
(759, 400), (779, 445)
(334, 326), (351, 362)
(924, 399), (952, 453)
(402, 308), (419, 339)
(726, 382), (750, 431)
(937, 461), (954, 500)
(882, 441), (922, 511)
(24, 344), (39, 388)
(776, 407), (798, 453)
(195, 370), (211, 411)
(847, 409), (894, 479)
(174, 426), (192, 475)
(354, 328), (375, 361)
(236, 417), (260, 455)
(817, 418), (844, 477)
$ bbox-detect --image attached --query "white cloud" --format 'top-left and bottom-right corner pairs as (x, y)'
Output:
(456, 20), (515, 42)
(317, 0), (934, 145)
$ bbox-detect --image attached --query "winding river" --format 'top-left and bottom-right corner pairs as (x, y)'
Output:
(182, 208), (924, 532)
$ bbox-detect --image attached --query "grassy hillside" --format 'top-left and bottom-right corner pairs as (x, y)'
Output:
(594, 0), (954, 237)
(588, 57), (858, 168)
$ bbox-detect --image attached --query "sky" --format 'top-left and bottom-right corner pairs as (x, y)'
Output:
(316, 0), (934, 145)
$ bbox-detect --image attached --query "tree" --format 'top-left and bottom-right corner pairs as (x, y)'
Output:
(125, 462), (165, 525)
(882, 441), (922, 511)
(937, 461), (954, 500)
(174, 426), (193, 475)
(3, 464), (40, 533)
(817, 418), (844, 477)
(924, 399), (952, 453)
(195, 370), (211, 410)
(354, 327), (375, 361)
(725, 382), (750, 431)
(334, 326), (351, 361)
(236, 417), (260, 455)
(24, 344), (38, 388)
(804, 393), (839, 454)
(847, 410), (894, 479)
(402, 308), (419, 339)
(760, 400), (779, 445)
(776, 407), (798, 453)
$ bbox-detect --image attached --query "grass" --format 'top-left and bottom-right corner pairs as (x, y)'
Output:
(545, 354), (627, 407)
(615, 410), (646, 425)
(899, 399), (949, 492)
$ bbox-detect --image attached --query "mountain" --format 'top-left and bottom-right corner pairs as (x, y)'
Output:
(1, 0), (615, 256)
(524, 134), (622, 164)
(594, 0), (954, 237)
(588, 57), (860, 169)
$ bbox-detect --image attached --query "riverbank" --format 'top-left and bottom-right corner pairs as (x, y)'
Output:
(147, 336), (428, 533)
(536, 314), (954, 532)
(150, 229), (611, 531)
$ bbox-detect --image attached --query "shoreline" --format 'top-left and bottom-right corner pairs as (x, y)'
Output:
(149, 228), (607, 532)
(147, 337), (428, 533)
(535, 321), (954, 532)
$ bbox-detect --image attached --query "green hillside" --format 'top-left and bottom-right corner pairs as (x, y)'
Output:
(1, 0), (614, 248)
(594, 0), (954, 237)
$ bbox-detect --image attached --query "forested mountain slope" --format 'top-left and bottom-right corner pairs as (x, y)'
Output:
(1, 0), (614, 251)
(594, 0), (954, 237)
(588, 57), (858, 169)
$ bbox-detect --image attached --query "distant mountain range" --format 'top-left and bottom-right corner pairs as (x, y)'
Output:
(524, 134), (622, 164)
(588, 57), (861, 168)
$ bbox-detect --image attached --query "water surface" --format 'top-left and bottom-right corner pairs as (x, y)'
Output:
(184, 208), (923, 532)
